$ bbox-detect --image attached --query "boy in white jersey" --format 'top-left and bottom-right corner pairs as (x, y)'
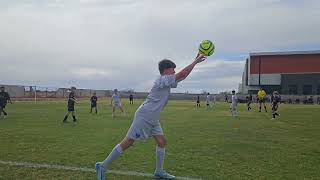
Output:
(206, 93), (211, 109)
(230, 90), (238, 117)
(95, 54), (206, 180)
(111, 89), (125, 118)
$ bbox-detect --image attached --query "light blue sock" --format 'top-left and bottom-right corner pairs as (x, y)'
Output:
(156, 146), (165, 172)
(102, 144), (122, 169)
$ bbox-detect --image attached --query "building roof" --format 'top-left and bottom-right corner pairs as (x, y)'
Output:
(250, 50), (320, 56)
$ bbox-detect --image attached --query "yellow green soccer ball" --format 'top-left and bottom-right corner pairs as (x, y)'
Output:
(198, 40), (215, 56)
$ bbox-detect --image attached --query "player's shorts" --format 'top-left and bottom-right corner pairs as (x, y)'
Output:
(196, 100), (200, 103)
(258, 98), (265, 103)
(230, 104), (237, 110)
(272, 103), (278, 111)
(68, 106), (75, 112)
(91, 103), (97, 107)
(113, 102), (122, 108)
(126, 115), (163, 142)
(0, 102), (7, 109)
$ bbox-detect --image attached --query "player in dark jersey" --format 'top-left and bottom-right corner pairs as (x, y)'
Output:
(271, 91), (281, 120)
(129, 94), (133, 105)
(63, 87), (77, 123)
(196, 95), (200, 107)
(246, 94), (253, 111)
(0, 86), (12, 118)
(90, 92), (98, 114)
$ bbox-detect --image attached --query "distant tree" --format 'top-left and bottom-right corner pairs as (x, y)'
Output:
(201, 90), (208, 95)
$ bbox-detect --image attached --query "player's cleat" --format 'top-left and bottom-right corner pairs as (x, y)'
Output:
(271, 118), (275, 120)
(154, 170), (176, 179)
(95, 162), (105, 180)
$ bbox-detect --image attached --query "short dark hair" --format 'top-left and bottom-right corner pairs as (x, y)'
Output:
(158, 59), (176, 74)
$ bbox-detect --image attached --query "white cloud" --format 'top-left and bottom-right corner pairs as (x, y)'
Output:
(0, 0), (319, 92)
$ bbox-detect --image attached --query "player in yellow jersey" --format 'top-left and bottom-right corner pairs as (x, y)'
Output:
(257, 87), (267, 112)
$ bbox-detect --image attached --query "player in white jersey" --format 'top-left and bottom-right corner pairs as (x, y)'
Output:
(95, 54), (206, 180)
(230, 90), (238, 117)
(111, 89), (125, 118)
(206, 93), (211, 109)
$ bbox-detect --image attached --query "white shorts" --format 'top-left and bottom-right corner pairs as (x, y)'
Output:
(126, 114), (163, 142)
(113, 102), (122, 108)
(230, 104), (237, 110)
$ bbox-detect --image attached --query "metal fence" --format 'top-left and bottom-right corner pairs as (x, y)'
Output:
(1, 84), (320, 104)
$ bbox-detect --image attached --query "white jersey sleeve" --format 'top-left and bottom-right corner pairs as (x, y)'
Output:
(155, 75), (178, 88)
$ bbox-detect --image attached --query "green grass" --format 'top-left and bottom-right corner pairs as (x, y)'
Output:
(0, 99), (320, 179)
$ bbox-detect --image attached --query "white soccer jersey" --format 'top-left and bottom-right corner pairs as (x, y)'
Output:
(135, 75), (178, 125)
(112, 94), (121, 104)
(206, 95), (211, 103)
(231, 95), (237, 106)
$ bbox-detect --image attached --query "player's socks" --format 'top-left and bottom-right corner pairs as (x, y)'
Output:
(72, 116), (77, 122)
(156, 146), (165, 172)
(102, 144), (122, 169)
(273, 114), (276, 118)
(3, 111), (7, 116)
(63, 115), (68, 122)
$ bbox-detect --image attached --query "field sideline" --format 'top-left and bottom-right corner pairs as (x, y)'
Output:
(0, 99), (319, 179)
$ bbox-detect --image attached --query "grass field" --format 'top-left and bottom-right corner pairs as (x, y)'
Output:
(0, 99), (320, 179)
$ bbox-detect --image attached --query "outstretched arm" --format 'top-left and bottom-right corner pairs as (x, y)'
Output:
(175, 53), (206, 82)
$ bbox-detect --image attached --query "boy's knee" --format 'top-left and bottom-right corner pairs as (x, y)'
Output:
(120, 138), (135, 150)
(157, 138), (167, 148)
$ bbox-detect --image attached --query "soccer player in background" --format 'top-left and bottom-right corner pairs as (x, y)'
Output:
(213, 94), (216, 104)
(111, 89), (125, 118)
(257, 87), (267, 112)
(206, 93), (211, 109)
(230, 90), (238, 117)
(90, 92), (98, 114)
(63, 87), (77, 123)
(129, 94), (133, 105)
(246, 93), (253, 111)
(271, 91), (281, 120)
(95, 54), (206, 180)
(0, 86), (12, 118)
(196, 95), (200, 107)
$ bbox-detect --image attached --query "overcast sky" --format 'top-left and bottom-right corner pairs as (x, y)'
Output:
(1, 0), (319, 93)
